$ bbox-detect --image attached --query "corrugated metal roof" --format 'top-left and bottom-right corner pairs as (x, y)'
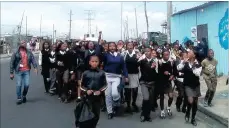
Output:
(172, 1), (218, 16)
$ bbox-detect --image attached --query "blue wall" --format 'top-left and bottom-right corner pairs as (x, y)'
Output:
(171, 2), (229, 75)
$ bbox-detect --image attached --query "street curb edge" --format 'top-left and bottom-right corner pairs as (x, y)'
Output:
(197, 104), (228, 127)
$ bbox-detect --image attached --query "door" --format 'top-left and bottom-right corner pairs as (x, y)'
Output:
(197, 24), (209, 61)
(197, 24), (208, 45)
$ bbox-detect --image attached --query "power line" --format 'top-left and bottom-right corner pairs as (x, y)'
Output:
(84, 10), (95, 34)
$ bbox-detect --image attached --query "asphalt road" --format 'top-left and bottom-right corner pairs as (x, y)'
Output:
(0, 56), (227, 128)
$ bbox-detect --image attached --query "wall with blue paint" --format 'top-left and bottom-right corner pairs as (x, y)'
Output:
(171, 2), (229, 75)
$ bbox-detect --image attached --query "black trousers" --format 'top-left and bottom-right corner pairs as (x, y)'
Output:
(140, 82), (155, 118)
(79, 96), (101, 128)
(124, 87), (138, 107)
(56, 69), (69, 98)
(175, 80), (185, 108)
(42, 69), (50, 92)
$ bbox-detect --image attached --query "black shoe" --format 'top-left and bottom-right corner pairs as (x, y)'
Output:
(145, 116), (152, 122)
(101, 106), (106, 112)
(140, 115), (152, 122)
(49, 90), (55, 95)
(64, 98), (69, 103)
(151, 107), (155, 112)
(154, 102), (158, 109)
(108, 113), (113, 119)
(176, 106), (181, 112)
(185, 113), (190, 122)
(182, 107), (186, 113)
(203, 100), (208, 107)
(140, 115), (145, 122)
(16, 99), (22, 105)
(208, 103), (213, 107)
(22, 96), (27, 103)
(140, 113), (146, 122)
(113, 107), (118, 115)
(191, 119), (197, 126)
(132, 103), (139, 113)
(61, 97), (66, 102)
(75, 121), (79, 128)
(125, 106), (133, 114)
(121, 98), (125, 104)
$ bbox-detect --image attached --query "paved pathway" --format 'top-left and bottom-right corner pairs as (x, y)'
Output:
(198, 76), (228, 126)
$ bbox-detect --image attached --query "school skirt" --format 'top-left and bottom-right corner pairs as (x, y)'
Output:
(157, 81), (173, 94)
(185, 86), (201, 97)
(125, 74), (140, 89)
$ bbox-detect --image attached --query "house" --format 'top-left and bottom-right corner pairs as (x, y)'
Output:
(171, 1), (228, 75)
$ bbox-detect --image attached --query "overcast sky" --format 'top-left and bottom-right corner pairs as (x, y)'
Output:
(1, 1), (206, 41)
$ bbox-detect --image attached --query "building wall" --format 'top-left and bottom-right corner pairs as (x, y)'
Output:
(171, 2), (229, 75)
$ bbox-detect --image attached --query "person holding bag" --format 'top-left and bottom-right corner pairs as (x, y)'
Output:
(78, 55), (107, 128)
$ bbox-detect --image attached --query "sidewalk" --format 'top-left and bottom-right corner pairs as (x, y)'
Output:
(0, 51), (39, 59)
(198, 76), (228, 126)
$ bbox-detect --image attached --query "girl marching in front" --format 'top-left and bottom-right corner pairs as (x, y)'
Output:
(56, 42), (71, 102)
(39, 41), (51, 93)
(103, 42), (128, 119)
(158, 50), (177, 119)
(124, 42), (140, 113)
(79, 55), (107, 128)
(177, 50), (202, 126)
(138, 48), (158, 122)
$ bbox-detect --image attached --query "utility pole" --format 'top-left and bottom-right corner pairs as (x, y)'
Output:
(85, 10), (94, 35)
(126, 16), (129, 40)
(40, 15), (42, 37)
(25, 16), (27, 37)
(121, 2), (123, 40)
(123, 20), (126, 41)
(52, 24), (54, 44)
(134, 8), (139, 39)
(18, 10), (25, 42)
(144, 2), (149, 43)
(69, 10), (73, 39)
(167, 1), (172, 43)
(96, 25), (98, 36)
(54, 30), (56, 42)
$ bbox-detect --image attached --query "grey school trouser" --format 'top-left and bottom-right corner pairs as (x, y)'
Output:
(105, 75), (121, 114)
(49, 68), (57, 91)
(140, 81), (155, 101)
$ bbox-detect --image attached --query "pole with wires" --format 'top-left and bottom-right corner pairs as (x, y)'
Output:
(52, 24), (54, 44)
(167, 1), (172, 43)
(144, 2), (149, 43)
(69, 10), (73, 39)
(134, 8), (139, 40)
(121, 2), (123, 40)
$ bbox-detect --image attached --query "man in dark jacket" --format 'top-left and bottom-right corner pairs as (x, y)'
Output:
(10, 40), (38, 105)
